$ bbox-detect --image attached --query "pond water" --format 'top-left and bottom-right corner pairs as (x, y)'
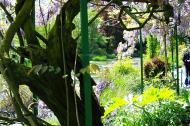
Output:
(90, 58), (140, 69)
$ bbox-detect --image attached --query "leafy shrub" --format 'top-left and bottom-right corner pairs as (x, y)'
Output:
(144, 57), (174, 88)
(146, 35), (160, 59)
(112, 57), (135, 75)
(144, 73), (175, 89)
(139, 101), (189, 126)
(102, 86), (190, 126)
(144, 61), (153, 78)
(144, 57), (166, 78)
(91, 55), (107, 61)
(107, 54), (116, 59)
(151, 57), (166, 75)
(98, 58), (141, 105)
(103, 57), (139, 86)
(99, 72), (141, 105)
(92, 48), (107, 56)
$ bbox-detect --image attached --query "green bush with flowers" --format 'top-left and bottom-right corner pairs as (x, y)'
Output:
(102, 86), (190, 126)
(98, 57), (141, 105)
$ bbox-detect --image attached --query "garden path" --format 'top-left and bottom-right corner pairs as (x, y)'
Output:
(174, 66), (187, 88)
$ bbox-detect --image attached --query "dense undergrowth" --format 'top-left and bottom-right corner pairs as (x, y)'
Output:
(96, 55), (190, 125)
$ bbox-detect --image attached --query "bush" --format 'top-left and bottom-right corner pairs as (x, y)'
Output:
(144, 61), (153, 78)
(99, 71), (141, 105)
(97, 58), (141, 105)
(139, 101), (189, 126)
(91, 55), (107, 61)
(92, 48), (107, 56)
(152, 57), (166, 75)
(146, 35), (160, 59)
(112, 57), (135, 75)
(144, 57), (166, 78)
(107, 54), (116, 59)
(102, 87), (190, 126)
(144, 73), (175, 89)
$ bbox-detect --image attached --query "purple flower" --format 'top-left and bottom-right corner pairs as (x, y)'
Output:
(95, 81), (108, 95)
(149, 27), (157, 35)
(109, 82), (115, 89)
(110, 109), (118, 116)
(0, 0), (11, 7)
(36, 1), (60, 25)
(134, 30), (139, 36)
(97, 81), (107, 90)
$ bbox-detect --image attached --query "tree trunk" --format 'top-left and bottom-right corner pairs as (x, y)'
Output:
(0, 0), (104, 125)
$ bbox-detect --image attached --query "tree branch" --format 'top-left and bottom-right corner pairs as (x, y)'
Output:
(1, 1), (47, 48)
(10, 46), (30, 58)
(0, 30), (3, 39)
(35, 31), (48, 44)
(0, 58), (52, 126)
(0, 116), (19, 124)
(0, 2), (25, 47)
(88, 0), (113, 25)
(38, 0), (48, 37)
(0, 3), (13, 23)
(0, 0), (34, 54)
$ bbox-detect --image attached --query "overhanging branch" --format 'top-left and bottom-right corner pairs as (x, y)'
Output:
(0, 116), (19, 124)
(88, 0), (113, 25)
(35, 31), (48, 44)
(0, 0), (34, 54)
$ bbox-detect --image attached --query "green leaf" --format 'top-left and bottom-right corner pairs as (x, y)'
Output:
(27, 66), (36, 76)
(33, 64), (42, 74)
(55, 67), (61, 74)
(40, 65), (48, 74)
(48, 66), (54, 72)
(102, 98), (128, 118)
(62, 75), (68, 79)
(27, 65), (42, 75)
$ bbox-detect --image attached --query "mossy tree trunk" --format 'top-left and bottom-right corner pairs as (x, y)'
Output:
(0, 0), (104, 125)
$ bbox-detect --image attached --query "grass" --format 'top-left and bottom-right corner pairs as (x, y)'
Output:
(91, 55), (107, 61)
